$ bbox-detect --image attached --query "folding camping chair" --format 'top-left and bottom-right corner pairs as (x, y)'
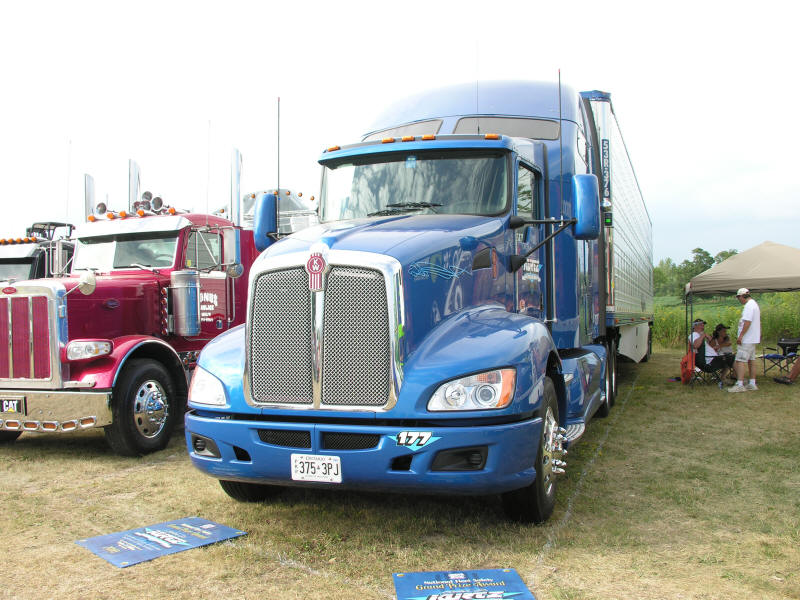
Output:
(761, 330), (800, 376)
(692, 341), (726, 388)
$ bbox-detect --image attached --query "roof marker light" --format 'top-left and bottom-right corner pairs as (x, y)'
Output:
(326, 145), (341, 152)
(88, 215), (96, 222)
(106, 213), (116, 220)
(136, 209), (145, 217)
(168, 207), (176, 215)
(484, 133), (500, 140)
(381, 137), (396, 144)
(421, 134), (436, 141)
(401, 136), (415, 142)
(119, 211), (128, 219)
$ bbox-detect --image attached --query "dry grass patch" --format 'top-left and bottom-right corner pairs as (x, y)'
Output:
(1, 349), (798, 599)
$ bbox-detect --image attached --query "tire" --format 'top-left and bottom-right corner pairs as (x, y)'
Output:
(0, 431), (22, 443)
(104, 359), (178, 456)
(501, 377), (561, 524)
(219, 480), (283, 502)
(596, 337), (617, 418)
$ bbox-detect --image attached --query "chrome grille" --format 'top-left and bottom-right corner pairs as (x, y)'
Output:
(248, 260), (394, 410)
(321, 267), (390, 406)
(0, 295), (52, 381)
(249, 268), (313, 404)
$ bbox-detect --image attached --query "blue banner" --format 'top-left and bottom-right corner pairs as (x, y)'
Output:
(76, 517), (246, 568)
(393, 568), (536, 599)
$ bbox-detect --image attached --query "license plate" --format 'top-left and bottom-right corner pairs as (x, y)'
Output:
(290, 453), (342, 483)
(1, 396), (26, 414)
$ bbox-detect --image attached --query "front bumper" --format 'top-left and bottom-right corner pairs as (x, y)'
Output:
(185, 411), (542, 495)
(0, 389), (112, 433)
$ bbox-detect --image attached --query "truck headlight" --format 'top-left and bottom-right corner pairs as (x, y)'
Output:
(189, 366), (227, 406)
(428, 368), (516, 411)
(65, 340), (112, 361)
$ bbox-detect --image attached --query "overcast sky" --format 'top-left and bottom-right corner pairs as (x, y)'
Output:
(0, 0), (795, 263)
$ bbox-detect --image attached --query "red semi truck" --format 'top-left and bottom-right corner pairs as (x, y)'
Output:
(0, 158), (315, 455)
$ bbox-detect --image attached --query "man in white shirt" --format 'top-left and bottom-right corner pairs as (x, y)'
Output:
(729, 287), (761, 392)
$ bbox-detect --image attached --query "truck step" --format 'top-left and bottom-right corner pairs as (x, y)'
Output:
(563, 422), (585, 444)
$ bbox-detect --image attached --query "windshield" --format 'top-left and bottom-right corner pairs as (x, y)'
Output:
(72, 231), (179, 271)
(0, 260), (33, 281)
(320, 151), (508, 222)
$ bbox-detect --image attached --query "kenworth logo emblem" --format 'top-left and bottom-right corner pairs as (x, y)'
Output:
(305, 252), (326, 291)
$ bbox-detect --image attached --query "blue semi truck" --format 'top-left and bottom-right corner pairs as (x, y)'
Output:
(184, 81), (652, 523)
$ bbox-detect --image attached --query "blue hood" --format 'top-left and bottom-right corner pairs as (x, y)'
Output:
(259, 214), (510, 355)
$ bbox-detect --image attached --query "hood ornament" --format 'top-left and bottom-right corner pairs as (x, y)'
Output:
(305, 244), (330, 292)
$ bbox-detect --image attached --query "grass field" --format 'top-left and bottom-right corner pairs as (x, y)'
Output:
(1, 348), (798, 599)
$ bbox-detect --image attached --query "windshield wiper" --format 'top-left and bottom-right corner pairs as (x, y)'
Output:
(130, 263), (160, 274)
(367, 202), (442, 217)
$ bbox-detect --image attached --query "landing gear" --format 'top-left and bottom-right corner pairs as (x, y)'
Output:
(501, 377), (566, 524)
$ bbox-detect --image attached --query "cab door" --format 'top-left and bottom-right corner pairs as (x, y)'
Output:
(515, 162), (544, 321)
(185, 228), (229, 335)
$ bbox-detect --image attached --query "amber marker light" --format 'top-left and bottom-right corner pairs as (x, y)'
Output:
(326, 145), (341, 152)
(168, 207), (176, 215)
(401, 136), (415, 142)
(484, 133), (500, 140)
(106, 213), (116, 220)
(119, 211), (128, 218)
(136, 209), (145, 217)
(15, 238), (22, 243)
(421, 134), (436, 141)
(88, 215), (96, 222)
(381, 137), (395, 144)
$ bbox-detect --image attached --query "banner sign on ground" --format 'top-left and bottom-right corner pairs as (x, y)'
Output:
(392, 568), (536, 599)
(76, 517), (246, 568)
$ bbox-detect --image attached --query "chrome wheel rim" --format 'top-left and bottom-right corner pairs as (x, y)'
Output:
(132, 379), (168, 439)
(541, 406), (558, 497)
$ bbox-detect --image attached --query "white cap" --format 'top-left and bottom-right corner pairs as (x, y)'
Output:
(736, 287), (750, 296)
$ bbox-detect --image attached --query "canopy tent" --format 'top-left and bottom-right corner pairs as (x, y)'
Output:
(686, 241), (800, 295)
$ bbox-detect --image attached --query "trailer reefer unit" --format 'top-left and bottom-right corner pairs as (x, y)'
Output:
(184, 81), (652, 522)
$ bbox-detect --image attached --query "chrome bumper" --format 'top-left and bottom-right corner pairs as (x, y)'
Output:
(0, 389), (112, 433)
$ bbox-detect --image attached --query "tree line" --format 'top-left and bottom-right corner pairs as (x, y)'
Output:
(654, 248), (738, 297)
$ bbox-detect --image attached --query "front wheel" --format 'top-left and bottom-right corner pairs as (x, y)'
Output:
(219, 480), (284, 502)
(104, 359), (178, 456)
(501, 376), (563, 524)
(0, 431), (21, 443)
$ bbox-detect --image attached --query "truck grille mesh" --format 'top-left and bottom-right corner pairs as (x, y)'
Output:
(321, 267), (390, 406)
(0, 295), (51, 380)
(249, 264), (392, 408)
(249, 268), (313, 404)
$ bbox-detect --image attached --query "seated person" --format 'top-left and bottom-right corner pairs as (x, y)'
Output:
(711, 323), (733, 355)
(691, 319), (735, 380)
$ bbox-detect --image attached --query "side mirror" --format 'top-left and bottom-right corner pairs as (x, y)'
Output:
(253, 192), (278, 252)
(77, 270), (97, 295)
(573, 174), (600, 240)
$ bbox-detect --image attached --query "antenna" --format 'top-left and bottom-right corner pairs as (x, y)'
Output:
(558, 69), (563, 211)
(206, 119), (211, 215)
(475, 42), (480, 134)
(277, 97), (280, 196)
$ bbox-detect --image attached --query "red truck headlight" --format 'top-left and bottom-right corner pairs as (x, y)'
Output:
(65, 340), (113, 361)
